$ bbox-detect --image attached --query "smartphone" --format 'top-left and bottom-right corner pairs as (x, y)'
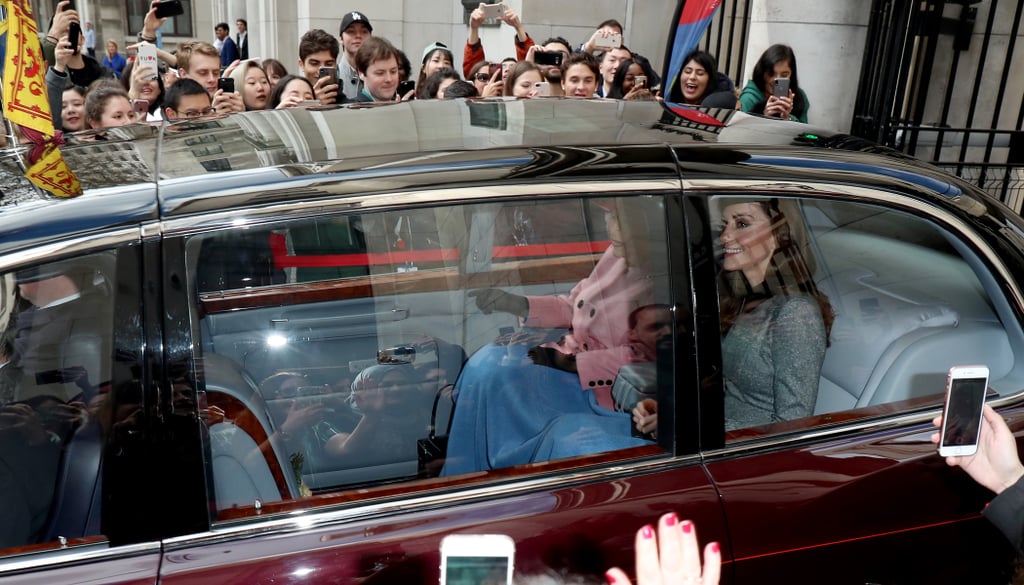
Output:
(131, 99), (150, 118)
(488, 63), (502, 79)
(68, 21), (81, 55)
(595, 33), (622, 50)
(154, 0), (185, 19)
(532, 81), (550, 97)
(480, 3), (506, 19)
(938, 365), (990, 457)
(773, 77), (790, 99)
(137, 43), (158, 80)
(440, 534), (514, 585)
(398, 79), (416, 96)
(318, 66), (336, 84)
(217, 77), (235, 93)
(534, 51), (563, 67)
(635, 75), (648, 89)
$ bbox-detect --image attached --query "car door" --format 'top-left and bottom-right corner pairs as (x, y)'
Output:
(689, 185), (1024, 584)
(154, 172), (732, 584)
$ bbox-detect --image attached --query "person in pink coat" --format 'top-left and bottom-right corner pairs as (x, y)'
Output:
(441, 204), (663, 475)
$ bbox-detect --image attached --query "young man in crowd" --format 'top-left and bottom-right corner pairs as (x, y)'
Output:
(163, 79), (215, 120)
(298, 29), (343, 105)
(215, 23), (239, 68)
(176, 41), (244, 113)
(532, 37), (573, 97)
(336, 11), (373, 102)
(352, 37), (401, 103)
(236, 19), (249, 60)
(597, 46), (632, 97)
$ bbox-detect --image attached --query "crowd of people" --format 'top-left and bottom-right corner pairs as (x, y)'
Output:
(38, 1), (810, 137)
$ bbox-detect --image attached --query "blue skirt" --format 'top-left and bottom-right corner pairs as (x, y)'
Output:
(440, 343), (650, 476)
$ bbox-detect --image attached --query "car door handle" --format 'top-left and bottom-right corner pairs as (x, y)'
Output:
(271, 308), (409, 330)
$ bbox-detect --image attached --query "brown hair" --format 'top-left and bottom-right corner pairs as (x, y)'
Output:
(717, 198), (834, 343)
(176, 40), (219, 73)
(299, 28), (339, 61)
(354, 36), (400, 74)
(559, 52), (600, 79)
(84, 84), (130, 127)
(503, 61), (543, 96)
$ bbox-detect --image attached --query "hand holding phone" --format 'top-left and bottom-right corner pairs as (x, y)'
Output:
(634, 75), (648, 89)
(68, 21), (81, 55)
(533, 51), (563, 67)
(154, 0), (184, 19)
(440, 534), (514, 585)
(939, 365), (990, 457)
(594, 33), (622, 50)
(480, 3), (506, 19)
(773, 77), (790, 99)
(217, 77), (235, 94)
(137, 43), (158, 80)
(398, 79), (416, 96)
(318, 67), (336, 85)
(131, 99), (150, 119)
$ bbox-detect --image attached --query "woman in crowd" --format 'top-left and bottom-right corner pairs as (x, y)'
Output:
(560, 53), (600, 98)
(739, 44), (809, 122)
(504, 61), (545, 98)
(268, 74), (315, 109)
(85, 84), (136, 129)
(418, 67), (461, 100)
(417, 42), (455, 91)
(441, 200), (662, 475)
(607, 56), (661, 100)
(670, 49), (721, 106)
(230, 60), (272, 111)
(120, 58), (165, 121)
(61, 86), (87, 132)
(102, 40), (127, 79)
(261, 58), (288, 92)
(468, 60), (503, 98)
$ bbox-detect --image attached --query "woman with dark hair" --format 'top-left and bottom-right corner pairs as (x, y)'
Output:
(268, 75), (315, 109)
(607, 57), (658, 100)
(739, 44), (809, 122)
(120, 58), (166, 120)
(415, 42), (456, 99)
(418, 67), (461, 100)
(714, 198), (832, 428)
(261, 58), (289, 92)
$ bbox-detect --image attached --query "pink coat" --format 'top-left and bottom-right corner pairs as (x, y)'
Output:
(523, 248), (655, 409)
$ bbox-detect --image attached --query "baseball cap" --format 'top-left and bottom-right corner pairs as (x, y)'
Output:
(421, 41), (450, 63)
(340, 11), (373, 35)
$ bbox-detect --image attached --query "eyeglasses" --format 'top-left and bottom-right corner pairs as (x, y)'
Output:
(176, 107), (217, 118)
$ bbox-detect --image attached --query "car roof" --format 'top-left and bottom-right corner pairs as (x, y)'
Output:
(0, 98), (990, 256)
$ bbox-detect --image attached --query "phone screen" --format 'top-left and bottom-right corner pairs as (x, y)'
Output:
(941, 376), (987, 449)
(443, 556), (510, 585)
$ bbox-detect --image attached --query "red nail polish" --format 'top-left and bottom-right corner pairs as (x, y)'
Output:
(710, 541), (720, 554)
(681, 520), (693, 534)
(641, 525), (654, 539)
(605, 570), (618, 584)
(665, 513), (678, 526)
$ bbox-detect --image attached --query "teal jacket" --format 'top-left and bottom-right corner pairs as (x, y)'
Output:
(738, 80), (809, 123)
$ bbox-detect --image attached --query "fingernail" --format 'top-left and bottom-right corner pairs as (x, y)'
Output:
(681, 520), (693, 534)
(710, 542), (720, 554)
(641, 524), (654, 539)
(604, 570), (617, 584)
(665, 512), (678, 526)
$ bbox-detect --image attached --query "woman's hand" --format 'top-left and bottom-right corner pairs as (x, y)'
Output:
(48, 1), (79, 41)
(480, 68), (504, 97)
(128, 61), (155, 100)
(932, 404), (1024, 494)
(468, 288), (528, 317)
(764, 90), (793, 119)
(141, 0), (168, 39)
(606, 513), (721, 585)
(632, 398), (658, 437)
(53, 34), (75, 73)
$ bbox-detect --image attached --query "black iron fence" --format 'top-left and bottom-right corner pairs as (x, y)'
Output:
(696, 0), (753, 89)
(852, 0), (1024, 210)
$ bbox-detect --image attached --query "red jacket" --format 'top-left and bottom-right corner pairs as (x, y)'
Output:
(462, 34), (535, 79)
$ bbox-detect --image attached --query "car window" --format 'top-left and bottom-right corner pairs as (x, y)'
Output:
(187, 195), (676, 515)
(0, 251), (120, 550)
(710, 195), (1024, 440)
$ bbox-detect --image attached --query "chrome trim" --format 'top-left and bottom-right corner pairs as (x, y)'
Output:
(163, 450), (700, 550)
(0, 541), (160, 574)
(0, 227), (140, 273)
(159, 179), (684, 236)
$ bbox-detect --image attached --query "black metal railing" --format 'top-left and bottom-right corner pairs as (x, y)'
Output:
(698, 0), (753, 88)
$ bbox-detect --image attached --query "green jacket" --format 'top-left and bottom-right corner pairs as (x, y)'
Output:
(738, 79), (809, 123)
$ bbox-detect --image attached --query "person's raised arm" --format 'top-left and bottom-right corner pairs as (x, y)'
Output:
(464, 4), (487, 79)
(138, 0), (168, 43)
(932, 404), (1024, 495)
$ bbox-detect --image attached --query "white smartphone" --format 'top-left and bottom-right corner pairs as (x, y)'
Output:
(938, 365), (990, 457)
(532, 81), (550, 97)
(634, 75), (647, 89)
(595, 33), (622, 50)
(480, 3), (505, 19)
(137, 43), (159, 81)
(440, 534), (514, 585)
